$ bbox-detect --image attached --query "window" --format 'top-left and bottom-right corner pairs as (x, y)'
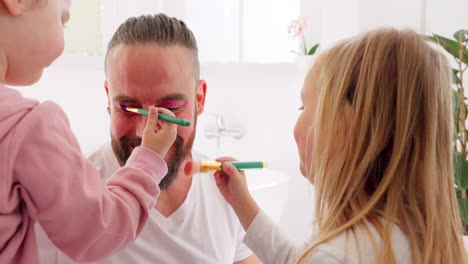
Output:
(64, 0), (300, 63)
(64, 0), (103, 56)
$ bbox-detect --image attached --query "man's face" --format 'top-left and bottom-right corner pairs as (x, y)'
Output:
(105, 43), (206, 189)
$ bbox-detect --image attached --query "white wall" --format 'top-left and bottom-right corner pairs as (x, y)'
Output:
(426, 0), (468, 36)
(302, 0), (467, 49)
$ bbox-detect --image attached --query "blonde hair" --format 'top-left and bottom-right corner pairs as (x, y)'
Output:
(299, 28), (467, 263)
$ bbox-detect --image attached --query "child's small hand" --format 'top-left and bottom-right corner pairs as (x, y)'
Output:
(141, 106), (177, 157)
(214, 157), (260, 230)
(214, 157), (251, 208)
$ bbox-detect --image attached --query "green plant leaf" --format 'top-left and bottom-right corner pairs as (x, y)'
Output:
(455, 153), (468, 189)
(453, 69), (461, 85)
(454, 30), (468, 42)
(458, 198), (468, 224)
(454, 90), (460, 134)
(427, 34), (468, 65)
(308, 44), (320, 55)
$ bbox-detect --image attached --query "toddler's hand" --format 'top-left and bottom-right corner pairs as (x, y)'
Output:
(141, 106), (177, 157)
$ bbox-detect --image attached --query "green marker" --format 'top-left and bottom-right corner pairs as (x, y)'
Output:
(124, 107), (191, 127)
(200, 161), (268, 172)
(230, 161), (268, 170)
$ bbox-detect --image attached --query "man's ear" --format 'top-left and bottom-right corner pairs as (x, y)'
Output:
(195, 80), (207, 115)
(1, 0), (28, 16)
(104, 80), (111, 114)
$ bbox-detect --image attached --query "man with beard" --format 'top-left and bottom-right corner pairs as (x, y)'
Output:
(35, 13), (261, 264)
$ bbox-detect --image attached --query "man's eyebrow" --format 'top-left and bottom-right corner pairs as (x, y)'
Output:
(158, 94), (188, 103)
(114, 95), (140, 104)
(113, 94), (188, 105)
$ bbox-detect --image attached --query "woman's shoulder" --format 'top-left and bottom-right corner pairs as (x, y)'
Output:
(306, 223), (411, 264)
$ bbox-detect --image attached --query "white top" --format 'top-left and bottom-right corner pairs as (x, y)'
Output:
(36, 142), (252, 264)
(244, 210), (412, 264)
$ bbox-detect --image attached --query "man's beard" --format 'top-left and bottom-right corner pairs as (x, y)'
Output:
(111, 118), (196, 190)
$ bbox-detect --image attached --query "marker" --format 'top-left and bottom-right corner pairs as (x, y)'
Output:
(199, 161), (268, 172)
(123, 106), (191, 127)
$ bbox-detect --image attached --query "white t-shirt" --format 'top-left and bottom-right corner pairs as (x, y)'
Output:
(244, 210), (412, 264)
(36, 142), (252, 264)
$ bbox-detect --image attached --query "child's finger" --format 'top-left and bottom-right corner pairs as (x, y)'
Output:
(144, 106), (159, 134)
(216, 156), (238, 162)
(222, 162), (240, 179)
(156, 107), (177, 132)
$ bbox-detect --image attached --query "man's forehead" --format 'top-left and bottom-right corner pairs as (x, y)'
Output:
(108, 79), (195, 98)
(107, 43), (193, 65)
(107, 47), (196, 84)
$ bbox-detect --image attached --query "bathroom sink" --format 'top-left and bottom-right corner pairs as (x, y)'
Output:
(246, 169), (291, 223)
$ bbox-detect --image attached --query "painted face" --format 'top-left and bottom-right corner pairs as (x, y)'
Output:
(105, 44), (206, 189)
(294, 65), (319, 179)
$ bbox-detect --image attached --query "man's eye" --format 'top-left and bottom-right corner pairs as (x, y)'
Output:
(299, 105), (304, 111)
(158, 101), (188, 112)
(119, 104), (140, 113)
(165, 106), (182, 112)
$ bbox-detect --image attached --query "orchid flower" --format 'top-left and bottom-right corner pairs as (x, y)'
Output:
(288, 16), (319, 56)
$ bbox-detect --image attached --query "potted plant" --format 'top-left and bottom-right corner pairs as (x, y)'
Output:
(288, 16), (320, 72)
(427, 30), (468, 233)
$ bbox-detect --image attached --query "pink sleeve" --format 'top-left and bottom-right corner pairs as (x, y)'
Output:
(11, 101), (167, 262)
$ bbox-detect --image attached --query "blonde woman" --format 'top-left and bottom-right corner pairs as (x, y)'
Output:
(214, 28), (468, 263)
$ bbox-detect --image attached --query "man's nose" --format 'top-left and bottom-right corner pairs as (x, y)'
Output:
(135, 115), (149, 138)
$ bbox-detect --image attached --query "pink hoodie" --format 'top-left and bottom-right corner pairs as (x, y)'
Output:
(0, 85), (168, 264)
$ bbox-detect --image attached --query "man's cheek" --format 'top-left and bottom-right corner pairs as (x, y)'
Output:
(176, 126), (193, 140)
(112, 118), (130, 137)
(163, 145), (177, 163)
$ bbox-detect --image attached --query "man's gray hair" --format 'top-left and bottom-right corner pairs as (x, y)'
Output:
(105, 13), (200, 81)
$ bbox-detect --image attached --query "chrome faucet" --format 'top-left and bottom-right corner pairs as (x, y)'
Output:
(202, 114), (244, 155)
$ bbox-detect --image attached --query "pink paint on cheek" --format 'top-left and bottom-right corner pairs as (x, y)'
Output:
(158, 100), (188, 108)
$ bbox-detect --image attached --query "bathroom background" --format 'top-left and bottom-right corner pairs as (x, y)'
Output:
(14, 0), (467, 244)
